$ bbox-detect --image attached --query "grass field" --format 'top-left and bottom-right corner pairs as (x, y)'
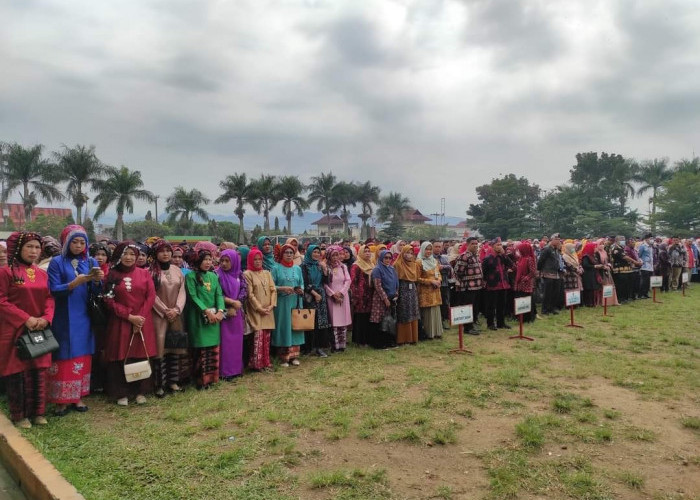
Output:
(9, 289), (700, 499)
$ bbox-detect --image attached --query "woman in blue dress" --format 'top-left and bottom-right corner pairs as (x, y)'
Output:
(47, 225), (103, 416)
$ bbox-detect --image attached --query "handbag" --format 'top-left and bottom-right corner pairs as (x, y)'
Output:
(88, 292), (109, 331)
(16, 327), (60, 360)
(291, 296), (316, 331)
(164, 316), (188, 350)
(123, 329), (152, 382)
(380, 304), (397, 340)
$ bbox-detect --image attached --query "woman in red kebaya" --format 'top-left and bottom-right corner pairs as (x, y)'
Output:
(103, 241), (157, 406)
(0, 232), (55, 428)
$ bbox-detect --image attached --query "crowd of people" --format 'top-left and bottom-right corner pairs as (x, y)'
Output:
(0, 226), (698, 429)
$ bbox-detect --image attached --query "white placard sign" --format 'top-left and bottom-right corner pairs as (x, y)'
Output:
(565, 290), (581, 307)
(649, 276), (663, 288)
(602, 285), (614, 299)
(514, 296), (532, 315)
(682, 272), (689, 284)
(450, 305), (474, 325)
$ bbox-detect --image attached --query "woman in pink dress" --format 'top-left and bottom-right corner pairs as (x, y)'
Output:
(324, 246), (351, 351)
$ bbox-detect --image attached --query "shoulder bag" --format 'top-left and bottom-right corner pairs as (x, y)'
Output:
(123, 328), (152, 382)
(291, 296), (315, 331)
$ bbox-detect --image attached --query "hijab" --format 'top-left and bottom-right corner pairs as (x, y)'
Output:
(581, 242), (597, 261)
(342, 245), (355, 268)
(285, 238), (303, 265)
(149, 239), (173, 290)
(217, 249), (243, 299)
(238, 245), (250, 271)
(393, 245), (419, 281)
(60, 224), (89, 259)
(371, 249), (399, 297)
(6, 231), (41, 268)
(303, 244), (323, 285)
(326, 245), (343, 269)
(110, 241), (140, 272)
(41, 235), (61, 260)
(277, 243), (296, 268)
(373, 244), (387, 264)
(562, 242), (579, 267)
(355, 244), (375, 276)
(247, 248), (264, 272)
(256, 236), (276, 271)
(417, 241), (437, 271)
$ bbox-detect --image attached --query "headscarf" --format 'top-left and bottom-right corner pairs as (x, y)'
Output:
(392, 240), (405, 256)
(217, 249), (243, 299)
(371, 249), (399, 297)
(6, 231), (41, 268)
(326, 245), (343, 268)
(342, 244), (355, 268)
(60, 224), (89, 258)
(237, 245), (250, 271)
(580, 242), (597, 261)
(393, 244), (419, 281)
(194, 240), (218, 256)
(41, 235), (61, 260)
(373, 244), (387, 264)
(515, 241), (535, 286)
(596, 238), (609, 264)
(354, 245), (375, 276)
(110, 241), (140, 272)
(219, 241), (237, 251)
(247, 248), (264, 272)
(417, 241), (437, 271)
(303, 244), (323, 285)
(256, 236), (276, 271)
(135, 242), (150, 268)
(285, 238), (303, 265)
(277, 244), (296, 268)
(562, 242), (579, 267)
(149, 239), (173, 290)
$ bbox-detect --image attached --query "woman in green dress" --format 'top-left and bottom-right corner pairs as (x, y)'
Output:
(271, 244), (305, 366)
(185, 249), (225, 389)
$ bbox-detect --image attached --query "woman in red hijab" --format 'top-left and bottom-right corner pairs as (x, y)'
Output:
(0, 232), (55, 428)
(513, 241), (537, 323)
(580, 242), (603, 307)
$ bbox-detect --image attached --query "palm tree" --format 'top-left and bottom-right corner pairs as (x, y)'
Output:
(277, 175), (308, 234)
(216, 173), (254, 244)
(249, 174), (279, 232)
(377, 192), (410, 240)
(92, 166), (155, 241)
(355, 181), (381, 239)
(634, 158), (673, 233)
(333, 181), (358, 234)
(165, 187), (210, 232)
(53, 144), (106, 225)
(0, 143), (63, 225)
(307, 172), (339, 223)
(614, 159), (638, 215)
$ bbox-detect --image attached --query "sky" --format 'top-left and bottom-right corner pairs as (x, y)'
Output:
(2, 0), (699, 222)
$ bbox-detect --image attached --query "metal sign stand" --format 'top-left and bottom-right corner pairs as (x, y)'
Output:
(509, 313), (534, 341)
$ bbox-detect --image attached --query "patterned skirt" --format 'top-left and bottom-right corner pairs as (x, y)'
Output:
(48, 355), (92, 404)
(192, 346), (220, 387)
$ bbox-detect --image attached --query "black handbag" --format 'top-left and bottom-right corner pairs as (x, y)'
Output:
(17, 327), (60, 360)
(88, 293), (109, 331)
(380, 304), (397, 340)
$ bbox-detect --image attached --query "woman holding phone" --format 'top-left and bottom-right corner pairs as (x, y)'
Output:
(47, 225), (103, 416)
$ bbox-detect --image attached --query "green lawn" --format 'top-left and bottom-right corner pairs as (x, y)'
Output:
(10, 290), (700, 499)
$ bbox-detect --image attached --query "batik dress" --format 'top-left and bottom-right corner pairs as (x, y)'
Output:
(271, 264), (305, 361)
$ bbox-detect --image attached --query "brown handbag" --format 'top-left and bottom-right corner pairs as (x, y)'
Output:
(291, 297), (315, 331)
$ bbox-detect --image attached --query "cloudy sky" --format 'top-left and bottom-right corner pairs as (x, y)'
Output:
(2, 0), (699, 221)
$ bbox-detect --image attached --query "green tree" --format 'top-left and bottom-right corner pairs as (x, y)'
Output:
(467, 174), (540, 239)
(165, 187), (210, 234)
(355, 181), (381, 240)
(1, 143), (63, 225)
(122, 220), (171, 241)
(674, 156), (700, 174)
(655, 171), (700, 236)
(209, 221), (240, 242)
(24, 215), (75, 239)
(377, 191), (410, 239)
(93, 166), (155, 241)
(633, 158), (673, 233)
(83, 217), (97, 242)
(216, 173), (254, 244)
(307, 172), (339, 222)
(277, 175), (308, 234)
(333, 181), (358, 235)
(569, 152), (636, 216)
(249, 174), (279, 232)
(52, 144), (106, 225)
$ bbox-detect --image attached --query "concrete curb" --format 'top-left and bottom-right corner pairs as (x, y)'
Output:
(0, 413), (84, 500)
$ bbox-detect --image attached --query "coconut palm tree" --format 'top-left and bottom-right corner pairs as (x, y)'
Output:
(277, 175), (308, 234)
(634, 158), (673, 233)
(249, 174), (279, 232)
(92, 166), (155, 241)
(333, 181), (358, 235)
(52, 144), (106, 225)
(355, 181), (381, 239)
(215, 173), (254, 244)
(377, 192), (410, 240)
(307, 172), (339, 223)
(0, 143), (63, 225)
(165, 187), (210, 233)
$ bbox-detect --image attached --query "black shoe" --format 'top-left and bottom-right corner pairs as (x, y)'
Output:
(72, 404), (89, 412)
(498, 324), (512, 330)
(488, 325), (497, 331)
(552, 310), (560, 315)
(466, 330), (480, 336)
(54, 406), (71, 417)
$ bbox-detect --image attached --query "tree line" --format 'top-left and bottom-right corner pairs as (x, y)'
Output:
(2, 142), (698, 242)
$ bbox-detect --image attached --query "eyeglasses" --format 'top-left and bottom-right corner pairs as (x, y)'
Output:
(283, 250), (294, 255)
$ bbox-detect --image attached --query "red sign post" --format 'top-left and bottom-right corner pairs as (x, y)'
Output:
(450, 305), (473, 354)
(510, 296), (534, 341)
(565, 290), (583, 328)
